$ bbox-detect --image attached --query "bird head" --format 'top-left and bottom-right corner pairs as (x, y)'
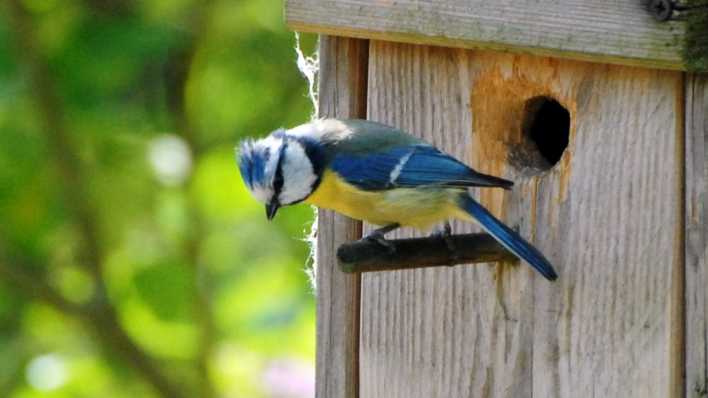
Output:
(237, 128), (320, 220)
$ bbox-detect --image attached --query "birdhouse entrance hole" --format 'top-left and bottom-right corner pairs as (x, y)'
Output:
(518, 96), (570, 173)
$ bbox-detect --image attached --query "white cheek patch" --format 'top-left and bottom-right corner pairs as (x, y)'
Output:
(287, 119), (354, 140)
(250, 186), (273, 203)
(279, 142), (317, 204)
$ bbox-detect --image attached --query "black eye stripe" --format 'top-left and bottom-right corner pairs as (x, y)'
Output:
(272, 142), (288, 199)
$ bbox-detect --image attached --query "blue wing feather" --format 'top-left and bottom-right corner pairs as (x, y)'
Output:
(330, 144), (512, 190)
(329, 147), (410, 190)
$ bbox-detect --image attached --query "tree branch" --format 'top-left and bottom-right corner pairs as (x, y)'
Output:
(7, 0), (104, 286)
(6, 2), (186, 397)
(0, 238), (187, 398)
(0, 247), (85, 317)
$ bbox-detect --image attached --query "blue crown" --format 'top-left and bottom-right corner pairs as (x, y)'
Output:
(237, 139), (271, 189)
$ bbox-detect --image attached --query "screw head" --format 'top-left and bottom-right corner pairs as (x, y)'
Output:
(650, 0), (674, 21)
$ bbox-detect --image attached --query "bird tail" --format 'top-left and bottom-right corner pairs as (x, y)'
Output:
(458, 195), (558, 281)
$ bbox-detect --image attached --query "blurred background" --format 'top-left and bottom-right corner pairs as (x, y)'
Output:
(0, 0), (318, 397)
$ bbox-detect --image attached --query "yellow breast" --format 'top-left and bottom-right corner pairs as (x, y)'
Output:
(304, 170), (467, 229)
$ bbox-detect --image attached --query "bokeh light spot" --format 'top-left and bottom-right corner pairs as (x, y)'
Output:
(26, 354), (68, 391)
(148, 134), (193, 186)
(261, 358), (314, 398)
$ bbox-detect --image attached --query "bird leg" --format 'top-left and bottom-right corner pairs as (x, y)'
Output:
(429, 221), (458, 258)
(362, 223), (400, 253)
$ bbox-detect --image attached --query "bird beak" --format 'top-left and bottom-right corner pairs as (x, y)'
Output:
(265, 202), (280, 221)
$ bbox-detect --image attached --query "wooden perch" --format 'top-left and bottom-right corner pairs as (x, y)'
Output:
(337, 233), (517, 273)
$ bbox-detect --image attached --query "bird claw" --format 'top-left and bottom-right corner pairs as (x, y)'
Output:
(430, 222), (459, 261)
(363, 232), (396, 254)
(359, 223), (399, 254)
(429, 222), (452, 238)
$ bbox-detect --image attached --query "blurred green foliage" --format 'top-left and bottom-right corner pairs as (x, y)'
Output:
(0, 0), (318, 397)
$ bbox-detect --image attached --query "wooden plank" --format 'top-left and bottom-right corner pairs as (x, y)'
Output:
(360, 43), (496, 398)
(359, 41), (683, 397)
(315, 36), (367, 398)
(685, 73), (707, 398)
(286, 0), (686, 71)
(669, 73), (685, 398)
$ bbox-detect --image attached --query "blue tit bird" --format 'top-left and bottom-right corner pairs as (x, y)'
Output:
(237, 119), (558, 281)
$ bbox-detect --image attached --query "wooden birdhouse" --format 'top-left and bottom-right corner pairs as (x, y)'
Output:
(285, 1), (707, 396)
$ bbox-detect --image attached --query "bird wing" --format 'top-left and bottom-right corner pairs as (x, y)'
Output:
(330, 144), (513, 191)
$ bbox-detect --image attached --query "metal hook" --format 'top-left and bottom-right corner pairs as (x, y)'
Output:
(649, 0), (708, 22)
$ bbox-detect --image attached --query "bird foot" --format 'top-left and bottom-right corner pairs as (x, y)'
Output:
(363, 231), (396, 254)
(429, 222), (459, 261)
(429, 222), (452, 238)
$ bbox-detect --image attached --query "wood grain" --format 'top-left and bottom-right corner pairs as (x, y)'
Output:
(286, 0), (686, 71)
(315, 36), (367, 398)
(685, 73), (707, 398)
(359, 41), (683, 397)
